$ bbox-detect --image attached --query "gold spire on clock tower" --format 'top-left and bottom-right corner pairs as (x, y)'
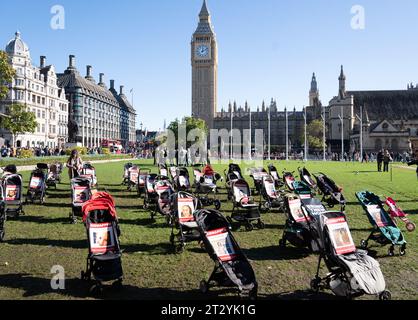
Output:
(191, 0), (218, 129)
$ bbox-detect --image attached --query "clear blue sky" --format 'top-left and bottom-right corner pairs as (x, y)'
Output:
(1, 0), (417, 131)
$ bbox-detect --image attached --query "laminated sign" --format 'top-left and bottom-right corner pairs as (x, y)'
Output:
(74, 186), (89, 203)
(178, 197), (195, 222)
(89, 223), (116, 254)
(5, 185), (19, 201)
(30, 177), (42, 189)
(207, 228), (237, 262)
(367, 205), (390, 227)
(326, 217), (356, 255)
(289, 199), (309, 222)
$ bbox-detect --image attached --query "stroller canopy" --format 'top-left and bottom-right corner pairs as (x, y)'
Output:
(82, 192), (117, 222)
(194, 209), (229, 232)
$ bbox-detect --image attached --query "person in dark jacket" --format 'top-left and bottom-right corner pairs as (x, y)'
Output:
(383, 150), (392, 172)
(377, 149), (384, 172)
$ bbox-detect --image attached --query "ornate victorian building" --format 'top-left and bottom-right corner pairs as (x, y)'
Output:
(0, 32), (69, 148)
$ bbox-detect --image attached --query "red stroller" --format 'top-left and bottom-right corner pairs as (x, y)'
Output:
(385, 198), (415, 232)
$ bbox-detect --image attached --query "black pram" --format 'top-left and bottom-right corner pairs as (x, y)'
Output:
(195, 209), (258, 299)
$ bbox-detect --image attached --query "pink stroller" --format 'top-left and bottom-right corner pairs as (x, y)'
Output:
(385, 198), (415, 232)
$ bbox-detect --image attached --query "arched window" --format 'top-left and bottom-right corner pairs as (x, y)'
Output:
(382, 123), (389, 131)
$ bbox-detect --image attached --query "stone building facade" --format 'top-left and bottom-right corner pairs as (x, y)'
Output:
(0, 32), (69, 148)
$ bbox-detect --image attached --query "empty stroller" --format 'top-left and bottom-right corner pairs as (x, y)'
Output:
(385, 197), (416, 232)
(81, 192), (123, 294)
(229, 179), (264, 231)
(143, 174), (159, 210)
(137, 170), (149, 198)
(314, 173), (346, 210)
(310, 211), (391, 300)
(195, 209), (258, 299)
(70, 177), (92, 223)
(249, 167), (269, 195)
(194, 165), (222, 210)
(80, 163), (98, 188)
(268, 164), (283, 188)
(122, 163), (133, 185)
(174, 167), (191, 192)
(151, 176), (175, 222)
(26, 163), (48, 204)
(225, 164), (243, 201)
(126, 165), (139, 192)
(356, 191), (407, 256)
(259, 175), (285, 212)
(279, 194), (323, 252)
(298, 167), (317, 190)
(1, 165), (24, 218)
(169, 192), (202, 253)
(46, 162), (62, 188)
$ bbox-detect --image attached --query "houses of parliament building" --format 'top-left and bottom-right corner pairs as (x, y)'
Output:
(191, 1), (418, 154)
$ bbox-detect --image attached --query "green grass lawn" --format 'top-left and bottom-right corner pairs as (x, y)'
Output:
(0, 160), (416, 300)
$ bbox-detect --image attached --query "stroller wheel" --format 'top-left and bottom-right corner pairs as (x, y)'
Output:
(89, 282), (103, 296)
(112, 278), (123, 290)
(199, 280), (209, 294)
(279, 238), (286, 248)
(360, 239), (368, 249)
(214, 200), (221, 210)
(257, 220), (265, 230)
(388, 246), (395, 257)
(379, 290), (392, 301)
(0, 229), (5, 242)
(399, 244), (407, 256)
(245, 223), (254, 232)
(310, 277), (321, 293)
(169, 233), (175, 245)
(406, 222), (416, 232)
(175, 243), (185, 254)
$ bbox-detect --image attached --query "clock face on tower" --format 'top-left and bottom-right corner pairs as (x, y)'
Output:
(195, 44), (210, 59)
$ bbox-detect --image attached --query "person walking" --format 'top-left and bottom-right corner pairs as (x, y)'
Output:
(66, 149), (83, 179)
(383, 150), (393, 172)
(377, 149), (384, 172)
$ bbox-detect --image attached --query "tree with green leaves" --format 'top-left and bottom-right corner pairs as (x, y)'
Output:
(166, 117), (208, 148)
(303, 119), (327, 151)
(0, 50), (15, 101)
(2, 104), (37, 147)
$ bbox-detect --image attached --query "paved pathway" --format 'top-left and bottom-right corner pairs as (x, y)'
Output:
(16, 157), (132, 172)
(393, 165), (416, 171)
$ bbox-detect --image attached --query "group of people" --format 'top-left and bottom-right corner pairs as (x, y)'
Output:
(376, 149), (394, 173)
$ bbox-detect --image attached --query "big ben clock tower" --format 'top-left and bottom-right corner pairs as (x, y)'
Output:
(191, 0), (218, 129)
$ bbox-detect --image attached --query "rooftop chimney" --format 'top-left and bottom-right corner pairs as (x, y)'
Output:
(85, 65), (94, 81)
(110, 80), (115, 89)
(40, 56), (46, 68)
(120, 85), (124, 95)
(68, 55), (76, 69)
(99, 73), (105, 87)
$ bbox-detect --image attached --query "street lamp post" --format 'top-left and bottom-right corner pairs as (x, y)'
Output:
(304, 107), (308, 162)
(268, 106), (271, 160)
(338, 106), (344, 161)
(321, 106), (326, 161)
(285, 107), (289, 161)
(230, 108), (233, 160)
(355, 105), (363, 162)
(249, 107), (252, 160)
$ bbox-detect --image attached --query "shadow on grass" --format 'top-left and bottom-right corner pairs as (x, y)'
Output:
(121, 242), (174, 255)
(5, 238), (86, 249)
(242, 245), (310, 261)
(0, 273), (209, 300)
(263, 290), (343, 301)
(19, 215), (71, 225)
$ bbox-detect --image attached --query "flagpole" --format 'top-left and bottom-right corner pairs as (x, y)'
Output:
(285, 107), (289, 161)
(304, 106), (307, 162)
(249, 107), (252, 160)
(322, 106), (326, 161)
(268, 106), (271, 160)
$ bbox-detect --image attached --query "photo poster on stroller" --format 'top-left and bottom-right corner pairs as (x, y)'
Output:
(130, 170), (139, 184)
(366, 205), (390, 228)
(179, 176), (189, 188)
(265, 181), (276, 198)
(74, 186), (89, 204)
(138, 174), (147, 186)
(89, 223), (116, 254)
(302, 203), (326, 218)
(289, 198), (310, 223)
(234, 184), (249, 202)
(170, 167), (177, 178)
(30, 176), (42, 189)
(206, 228), (237, 262)
(178, 197), (195, 223)
(5, 185), (19, 201)
(85, 169), (95, 176)
(326, 217), (356, 255)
